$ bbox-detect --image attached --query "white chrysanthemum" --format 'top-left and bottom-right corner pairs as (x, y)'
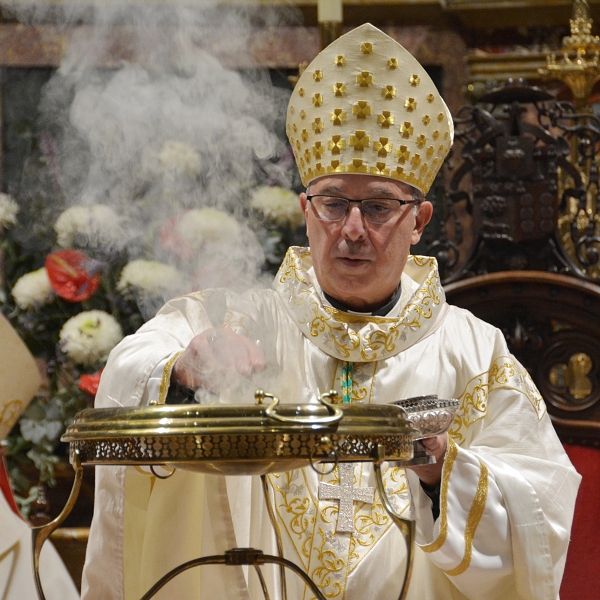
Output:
(11, 268), (54, 310)
(250, 186), (304, 229)
(159, 140), (202, 178)
(0, 193), (18, 228)
(117, 260), (183, 296)
(59, 310), (123, 367)
(178, 208), (240, 247)
(54, 204), (120, 248)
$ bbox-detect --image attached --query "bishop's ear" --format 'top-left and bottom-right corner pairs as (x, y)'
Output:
(411, 201), (433, 245)
(299, 192), (309, 214)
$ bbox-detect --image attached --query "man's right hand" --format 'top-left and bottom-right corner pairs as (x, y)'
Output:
(171, 327), (266, 392)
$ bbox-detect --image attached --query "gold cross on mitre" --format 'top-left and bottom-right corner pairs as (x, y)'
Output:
(318, 462), (375, 532)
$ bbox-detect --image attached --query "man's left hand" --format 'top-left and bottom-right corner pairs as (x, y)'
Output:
(406, 433), (448, 487)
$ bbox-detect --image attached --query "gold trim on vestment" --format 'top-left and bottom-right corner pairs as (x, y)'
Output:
(450, 356), (547, 443)
(157, 351), (184, 404)
(444, 461), (489, 577)
(324, 305), (397, 325)
(421, 437), (459, 553)
(273, 248), (444, 363)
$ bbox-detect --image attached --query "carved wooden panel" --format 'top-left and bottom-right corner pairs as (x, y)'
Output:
(445, 271), (600, 446)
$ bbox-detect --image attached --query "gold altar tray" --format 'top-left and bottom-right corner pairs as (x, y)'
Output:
(62, 399), (424, 475)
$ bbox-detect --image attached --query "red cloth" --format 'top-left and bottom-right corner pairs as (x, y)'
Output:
(0, 450), (21, 517)
(560, 443), (600, 600)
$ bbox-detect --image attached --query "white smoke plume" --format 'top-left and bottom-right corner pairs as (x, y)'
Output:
(3, 0), (300, 313)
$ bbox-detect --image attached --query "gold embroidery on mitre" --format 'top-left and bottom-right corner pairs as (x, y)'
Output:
(373, 137), (392, 157)
(348, 158), (368, 173)
(313, 117), (324, 134)
(356, 70), (373, 87)
(400, 122), (414, 138)
(329, 135), (346, 154)
(313, 141), (325, 159)
(328, 159), (345, 174)
(314, 163), (327, 178)
(331, 108), (347, 126)
(371, 161), (390, 176)
(416, 134), (426, 149)
(301, 129), (309, 142)
(405, 97), (417, 112)
(333, 82), (347, 97)
(391, 165), (404, 179)
(349, 130), (370, 151)
(395, 145), (410, 164)
(352, 100), (372, 119)
(300, 110), (306, 120)
(382, 84), (396, 100)
(285, 24), (453, 192)
(378, 111), (394, 128)
(304, 148), (312, 164)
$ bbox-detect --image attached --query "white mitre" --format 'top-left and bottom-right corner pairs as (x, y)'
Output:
(0, 316), (79, 599)
(286, 23), (453, 194)
(0, 315), (41, 441)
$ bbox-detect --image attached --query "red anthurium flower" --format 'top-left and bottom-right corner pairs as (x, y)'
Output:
(78, 369), (103, 396)
(45, 249), (101, 302)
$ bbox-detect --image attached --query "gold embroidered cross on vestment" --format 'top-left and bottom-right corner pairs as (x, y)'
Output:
(318, 463), (375, 532)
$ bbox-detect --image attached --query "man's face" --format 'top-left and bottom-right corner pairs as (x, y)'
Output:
(300, 174), (433, 312)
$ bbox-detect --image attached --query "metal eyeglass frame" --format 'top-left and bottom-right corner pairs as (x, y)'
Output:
(306, 195), (421, 223)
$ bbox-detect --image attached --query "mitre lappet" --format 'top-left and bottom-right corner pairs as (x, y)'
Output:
(286, 23), (454, 194)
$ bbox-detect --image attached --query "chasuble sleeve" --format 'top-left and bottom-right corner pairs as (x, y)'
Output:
(406, 312), (581, 600)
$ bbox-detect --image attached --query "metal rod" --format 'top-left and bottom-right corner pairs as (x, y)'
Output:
(32, 449), (84, 600)
(253, 564), (271, 600)
(140, 549), (327, 600)
(373, 444), (415, 600)
(261, 474), (288, 600)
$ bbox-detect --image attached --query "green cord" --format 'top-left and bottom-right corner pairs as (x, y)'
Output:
(341, 361), (354, 403)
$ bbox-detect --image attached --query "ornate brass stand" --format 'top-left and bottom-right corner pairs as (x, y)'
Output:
(31, 450), (83, 600)
(32, 392), (457, 600)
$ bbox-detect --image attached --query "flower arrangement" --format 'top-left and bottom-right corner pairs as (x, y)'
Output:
(0, 199), (145, 514)
(0, 182), (304, 516)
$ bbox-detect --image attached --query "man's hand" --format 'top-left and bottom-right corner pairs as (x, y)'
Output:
(406, 433), (448, 487)
(171, 327), (266, 391)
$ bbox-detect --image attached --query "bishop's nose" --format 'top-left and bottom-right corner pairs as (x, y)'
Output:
(341, 203), (368, 242)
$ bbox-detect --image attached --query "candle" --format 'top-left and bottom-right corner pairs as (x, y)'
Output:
(318, 0), (342, 23)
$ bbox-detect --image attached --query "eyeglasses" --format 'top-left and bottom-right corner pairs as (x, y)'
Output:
(306, 195), (420, 224)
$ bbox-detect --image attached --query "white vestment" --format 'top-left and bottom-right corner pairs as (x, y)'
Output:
(82, 248), (580, 600)
(0, 489), (80, 600)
